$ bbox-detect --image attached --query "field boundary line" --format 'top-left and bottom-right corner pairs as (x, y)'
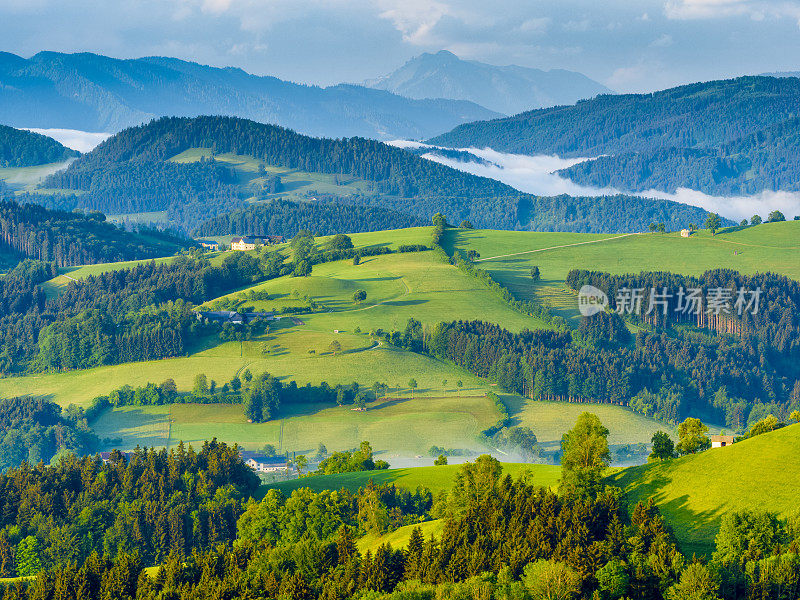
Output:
(475, 233), (640, 262)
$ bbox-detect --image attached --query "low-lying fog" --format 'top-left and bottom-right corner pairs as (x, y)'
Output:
(390, 141), (800, 222)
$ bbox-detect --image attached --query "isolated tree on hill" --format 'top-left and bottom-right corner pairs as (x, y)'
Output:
(751, 214), (762, 225)
(456, 380), (463, 393)
(768, 210), (786, 222)
(676, 417), (711, 455)
(705, 213), (722, 235)
(353, 289), (367, 303)
(559, 412), (610, 498)
(294, 455), (308, 476)
(460, 220), (473, 229)
(329, 340), (342, 355)
(434, 454), (448, 466)
(649, 223), (657, 232)
(740, 219), (748, 227)
(193, 373), (208, 395)
(316, 443), (328, 459)
(261, 443), (277, 457)
(649, 431), (676, 461)
(326, 233), (353, 251)
(432, 213), (446, 228)
(530, 266), (540, 282)
(408, 378), (418, 398)
(657, 222), (666, 233)
(354, 392), (367, 410)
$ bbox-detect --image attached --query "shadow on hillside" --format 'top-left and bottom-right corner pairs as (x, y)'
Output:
(611, 467), (722, 557)
(382, 299), (426, 307)
(372, 397), (413, 410)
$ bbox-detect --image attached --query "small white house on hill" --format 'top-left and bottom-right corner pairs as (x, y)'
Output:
(710, 435), (735, 448)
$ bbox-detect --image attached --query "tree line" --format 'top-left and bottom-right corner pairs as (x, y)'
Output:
(0, 440), (258, 576)
(0, 200), (184, 267)
(420, 318), (798, 429)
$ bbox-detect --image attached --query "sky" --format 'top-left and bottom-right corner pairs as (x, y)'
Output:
(0, 0), (796, 92)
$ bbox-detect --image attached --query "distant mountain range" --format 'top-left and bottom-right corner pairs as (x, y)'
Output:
(364, 50), (612, 116)
(430, 76), (800, 195)
(0, 51), (499, 140)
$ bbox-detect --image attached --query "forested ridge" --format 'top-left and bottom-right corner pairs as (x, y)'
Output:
(559, 116), (800, 195)
(0, 440), (258, 574)
(39, 115), (712, 233)
(0, 200), (185, 267)
(418, 264), (800, 428)
(0, 125), (77, 167)
(194, 198), (425, 238)
(0, 250), (275, 373)
(429, 76), (800, 196)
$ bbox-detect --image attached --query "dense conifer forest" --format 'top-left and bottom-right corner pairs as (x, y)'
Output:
(430, 76), (800, 195)
(0, 200), (186, 267)
(417, 300), (799, 429)
(0, 452), (795, 599)
(0, 125), (77, 167)
(38, 115), (711, 233)
(194, 198), (425, 238)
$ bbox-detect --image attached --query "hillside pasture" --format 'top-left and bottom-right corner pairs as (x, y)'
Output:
(444, 222), (800, 325)
(263, 462), (561, 496)
(608, 423), (800, 556)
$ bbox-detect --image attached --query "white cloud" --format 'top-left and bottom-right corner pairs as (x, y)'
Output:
(518, 17), (551, 33)
(650, 33), (674, 46)
(377, 0), (452, 45)
(25, 128), (111, 152)
(396, 142), (800, 221)
(563, 18), (591, 32)
(665, 0), (800, 24)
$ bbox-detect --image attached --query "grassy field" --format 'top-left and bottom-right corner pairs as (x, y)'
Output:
(444, 222), (800, 325)
(169, 148), (375, 199)
(264, 462), (561, 495)
(359, 519), (445, 553)
(92, 405), (171, 449)
(504, 397), (668, 453)
(203, 250), (548, 333)
(0, 161), (72, 190)
(167, 392), (500, 458)
(608, 423), (800, 557)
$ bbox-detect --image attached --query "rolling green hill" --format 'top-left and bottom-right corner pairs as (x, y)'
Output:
(263, 462), (560, 495)
(444, 222), (800, 324)
(429, 76), (800, 196)
(37, 115), (711, 233)
(608, 424), (800, 557)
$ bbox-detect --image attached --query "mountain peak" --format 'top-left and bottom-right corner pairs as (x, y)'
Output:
(365, 51), (612, 116)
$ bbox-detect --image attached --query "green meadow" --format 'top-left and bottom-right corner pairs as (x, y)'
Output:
(264, 462), (561, 496)
(444, 222), (800, 325)
(169, 148), (375, 200)
(608, 423), (800, 556)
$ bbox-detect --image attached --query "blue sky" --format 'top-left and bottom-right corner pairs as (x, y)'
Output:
(0, 0), (796, 92)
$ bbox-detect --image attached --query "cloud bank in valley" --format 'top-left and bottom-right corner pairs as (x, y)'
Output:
(394, 142), (800, 221)
(25, 128), (111, 153)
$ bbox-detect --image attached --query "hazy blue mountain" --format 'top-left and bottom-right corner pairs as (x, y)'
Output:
(364, 50), (612, 116)
(429, 76), (800, 195)
(0, 51), (500, 140)
(761, 71), (800, 78)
